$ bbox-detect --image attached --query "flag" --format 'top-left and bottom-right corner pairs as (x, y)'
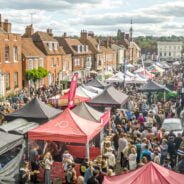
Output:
(141, 57), (146, 78)
(100, 109), (111, 126)
(68, 73), (78, 108)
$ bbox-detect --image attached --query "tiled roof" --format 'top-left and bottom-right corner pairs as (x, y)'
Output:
(22, 38), (45, 57)
(87, 36), (100, 53)
(100, 46), (114, 53)
(0, 27), (6, 33)
(31, 32), (64, 55)
(56, 37), (92, 55)
(32, 31), (57, 42)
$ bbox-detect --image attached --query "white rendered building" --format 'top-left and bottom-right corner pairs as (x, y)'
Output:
(157, 41), (182, 61)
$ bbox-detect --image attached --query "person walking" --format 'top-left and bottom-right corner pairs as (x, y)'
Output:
(44, 152), (53, 184)
(160, 139), (168, 165)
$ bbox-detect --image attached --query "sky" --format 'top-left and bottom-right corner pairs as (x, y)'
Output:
(0, 0), (184, 37)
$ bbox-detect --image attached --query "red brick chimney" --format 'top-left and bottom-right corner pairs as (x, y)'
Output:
(80, 30), (88, 40)
(3, 19), (11, 33)
(24, 24), (34, 37)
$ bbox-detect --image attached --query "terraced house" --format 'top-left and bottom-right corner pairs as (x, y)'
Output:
(80, 30), (116, 79)
(30, 28), (65, 86)
(55, 33), (93, 82)
(0, 15), (22, 96)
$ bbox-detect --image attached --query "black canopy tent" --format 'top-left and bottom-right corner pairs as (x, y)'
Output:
(0, 132), (24, 184)
(0, 118), (39, 135)
(138, 80), (170, 92)
(88, 86), (128, 109)
(5, 98), (61, 124)
(72, 102), (103, 122)
(85, 78), (108, 89)
(138, 80), (170, 102)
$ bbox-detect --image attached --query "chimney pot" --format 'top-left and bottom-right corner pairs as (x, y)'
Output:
(63, 32), (67, 37)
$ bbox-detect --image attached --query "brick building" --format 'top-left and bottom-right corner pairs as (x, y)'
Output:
(0, 15), (22, 96)
(55, 34), (92, 81)
(31, 29), (65, 86)
(80, 31), (116, 79)
(22, 37), (46, 88)
(116, 22), (141, 64)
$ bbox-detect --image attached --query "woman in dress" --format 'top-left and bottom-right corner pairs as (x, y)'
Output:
(44, 152), (53, 184)
(128, 148), (137, 170)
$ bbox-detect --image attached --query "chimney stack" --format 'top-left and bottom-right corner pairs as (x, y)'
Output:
(80, 29), (88, 40)
(125, 33), (130, 41)
(3, 19), (11, 33)
(63, 32), (67, 37)
(88, 31), (94, 38)
(0, 14), (2, 27)
(24, 24), (34, 37)
(47, 28), (53, 37)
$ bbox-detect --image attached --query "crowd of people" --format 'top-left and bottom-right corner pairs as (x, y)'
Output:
(2, 63), (184, 184)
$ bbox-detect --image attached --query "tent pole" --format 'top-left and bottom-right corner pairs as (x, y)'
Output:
(100, 128), (104, 150)
(86, 143), (90, 160)
(164, 91), (166, 102)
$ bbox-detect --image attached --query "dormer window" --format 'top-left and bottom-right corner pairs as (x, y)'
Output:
(52, 43), (55, 51)
(96, 44), (100, 51)
(54, 43), (58, 51)
(85, 45), (89, 52)
(77, 45), (80, 53)
(47, 42), (52, 51)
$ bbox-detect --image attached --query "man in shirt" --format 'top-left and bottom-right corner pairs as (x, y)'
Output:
(87, 170), (99, 184)
(141, 145), (152, 161)
(118, 133), (128, 167)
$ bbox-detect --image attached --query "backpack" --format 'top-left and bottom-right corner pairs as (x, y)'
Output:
(178, 160), (184, 173)
(66, 169), (73, 183)
(142, 152), (151, 161)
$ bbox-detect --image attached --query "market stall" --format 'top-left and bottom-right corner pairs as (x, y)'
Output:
(0, 118), (38, 135)
(28, 108), (104, 181)
(88, 86), (128, 110)
(103, 162), (184, 184)
(0, 132), (24, 184)
(5, 98), (61, 124)
(85, 78), (108, 89)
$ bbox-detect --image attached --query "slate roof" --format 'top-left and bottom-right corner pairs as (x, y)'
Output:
(22, 38), (45, 58)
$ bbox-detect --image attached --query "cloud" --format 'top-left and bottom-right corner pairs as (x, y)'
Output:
(0, 0), (102, 11)
(141, 1), (184, 17)
(0, 0), (184, 36)
(75, 13), (169, 26)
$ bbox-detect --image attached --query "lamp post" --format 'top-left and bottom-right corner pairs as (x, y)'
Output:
(0, 70), (5, 97)
(53, 64), (57, 85)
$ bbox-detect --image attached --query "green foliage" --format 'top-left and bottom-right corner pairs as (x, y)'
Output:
(26, 67), (48, 83)
(135, 35), (184, 54)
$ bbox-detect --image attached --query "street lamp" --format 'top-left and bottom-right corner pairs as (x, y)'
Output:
(53, 64), (57, 85)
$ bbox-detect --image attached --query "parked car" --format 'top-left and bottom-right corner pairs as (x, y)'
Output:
(161, 118), (183, 135)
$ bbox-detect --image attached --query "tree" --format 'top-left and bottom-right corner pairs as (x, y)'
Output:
(26, 67), (49, 88)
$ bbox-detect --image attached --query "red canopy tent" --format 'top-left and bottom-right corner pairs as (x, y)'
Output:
(139, 70), (154, 79)
(48, 93), (90, 107)
(103, 162), (184, 184)
(28, 108), (102, 144)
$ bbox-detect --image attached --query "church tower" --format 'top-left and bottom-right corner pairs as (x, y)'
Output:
(130, 19), (133, 42)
